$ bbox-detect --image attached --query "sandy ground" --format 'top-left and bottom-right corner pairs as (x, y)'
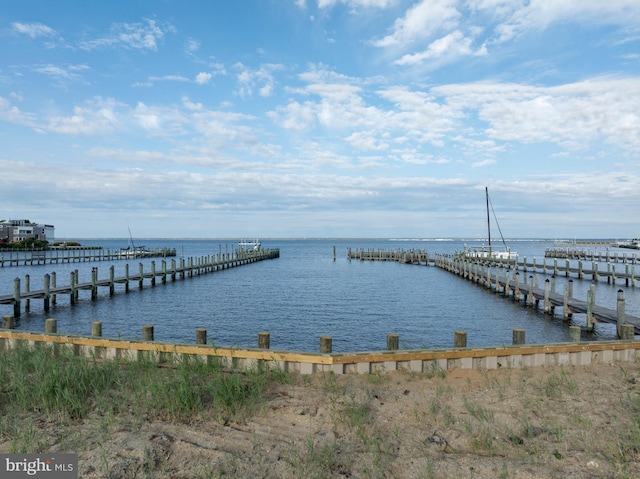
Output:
(2, 361), (640, 478)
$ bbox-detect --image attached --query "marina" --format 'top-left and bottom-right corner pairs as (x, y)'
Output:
(0, 238), (639, 352)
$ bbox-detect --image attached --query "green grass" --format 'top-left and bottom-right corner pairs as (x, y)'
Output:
(0, 343), (290, 452)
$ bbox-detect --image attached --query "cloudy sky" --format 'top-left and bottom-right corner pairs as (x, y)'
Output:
(1, 0), (639, 239)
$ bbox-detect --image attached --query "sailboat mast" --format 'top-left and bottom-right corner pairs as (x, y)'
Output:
(485, 187), (492, 252)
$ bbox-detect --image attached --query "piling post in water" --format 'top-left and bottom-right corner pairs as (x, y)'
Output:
(11, 278), (20, 317)
(586, 285), (595, 331)
(74, 269), (79, 303)
(512, 328), (525, 345)
(258, 332), (271, 349)
(2, 315), (14, 330)
(51, 272), (56, 305)
(138, 263), (144, 289)
(91, 267), (98, 301)
(44, 274), (50, 311)
(24, 274), (30, 312)
(527, 275), (534, 307)
(196, 328), (207, 345)
(578, 261), (583, 279)
(69, 271), (76, 305)
(142, 324), (154, 341)
(514, 272), (521, 301)
(617, 289), (625, 339)
(541, 278), (549, 313)
(161, 260), (167, 284)
(109, 266), (115, 295)
(621, 323), (635, 340)
(569, 325), (581, 342)
(333, 246), (336, 261)
(92, 321), (102, 337)
(386, 333), (399, 351)
(151, 261), (156, 286)
(45, 318), (57, 333)
(454, 330), (467, 348)
(320, 336), (332, 353)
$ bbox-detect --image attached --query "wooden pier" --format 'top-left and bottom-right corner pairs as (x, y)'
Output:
(0, 248), (279, 317)
(435, 254), (640, 336)
(0, 247), (177, 267)
(545, 247), (639, 263)
(347, 248), (431, 265)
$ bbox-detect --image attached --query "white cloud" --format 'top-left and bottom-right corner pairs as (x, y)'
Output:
(373, 0), (460, 48)
(78, 18), (175, 51)
(12, 22), (56, 38)
(195, 72), (212, 84)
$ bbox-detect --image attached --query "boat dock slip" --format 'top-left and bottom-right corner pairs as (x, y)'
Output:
(347, 248), (432, 265)
(0, 248), (279, 317)
(0, 247), (177, 266)
(545, 247), (639, 264)
(434, 253), (640, 336)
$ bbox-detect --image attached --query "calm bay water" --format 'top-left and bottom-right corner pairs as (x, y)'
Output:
(1, 238), (638, 352)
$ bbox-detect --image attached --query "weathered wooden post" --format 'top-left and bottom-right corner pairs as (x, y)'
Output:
(138, 263), (144, 289)
(142, 324), (154, 341)
(320, 336), (332, 353)
(91, 267), (98, 301)
(514, 272), (521, 301)
(586, 284), (595, 332)
(527, 275), (534, 307)
(621, 323), (635, 340)
(92, 321), (104, 358)
(543, 279), (550, 314)
(151, 261), (156, 286)
(109, 266), (115, 295)
(258, 332), (271, 349)
(13, 277), (21, 318)
(386, 333), (399, 351)
(24, 274), (30, 312)
(74, 269), (80, 303)
(69, 271), (76, 305)
(45, 318), (57, 333)
(43, 273), (50, 312)
(617, 289), (625, 339)
(512, 328), (525, 345)
(2, 315), (14, 330)
(161, 260), (167, 284)
(51, 271), (57, 305)
(92, 321), (102, 337)
(196, 328), (207, 345)
(569, 325), (581, 342)
(125, 263), (130, 293)
(333, 246), (336, 261)
(454, 330), (467, 348)
(171, 259), (177, 281)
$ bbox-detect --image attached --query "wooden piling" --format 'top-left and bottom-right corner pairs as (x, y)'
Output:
(454, 330), (467, 348)
(512, 328), (525, 345)
(92, 321), (102, 337)
(142, 324), (154, 341)
(45, 318), (57, 334)
(13, 277), (21, 318)
(196, 328), (207, 345)
(258, 331), (271, 349)
(386, 333), (399, 351)
(621, 323), (635, 340)
(2, 315), (14, 330)
(569, 325), (581, 342)
(43, 273), (50, 312)
(320, 336), (332, 353)
(617, 290), (625, 339)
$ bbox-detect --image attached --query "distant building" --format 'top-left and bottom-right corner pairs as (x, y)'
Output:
(0, 219), (55, 243)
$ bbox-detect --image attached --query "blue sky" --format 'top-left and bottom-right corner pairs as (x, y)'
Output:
(1, 0), (639, 239)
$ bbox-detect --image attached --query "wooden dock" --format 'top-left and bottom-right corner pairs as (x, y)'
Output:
(545, 247), (639, 263)
(347, 248), (431, 265)
(0, 248), (279, 317)
(0, 247), (177, 267)
(435, 254), (640, 335)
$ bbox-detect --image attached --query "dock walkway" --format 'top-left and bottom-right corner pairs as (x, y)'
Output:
(0, 248), (279, 317)
(0, 247), (176, 267)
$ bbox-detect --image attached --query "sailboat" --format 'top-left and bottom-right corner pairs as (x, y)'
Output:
(463, 187), (517, 260)
(117, 223), (151, 258)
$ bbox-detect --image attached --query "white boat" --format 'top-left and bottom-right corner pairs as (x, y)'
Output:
(460, 187), (517, 260)
(117, 224), (152, 258)
(238, 238), (261, 252)
(618, 239), (640, 250)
